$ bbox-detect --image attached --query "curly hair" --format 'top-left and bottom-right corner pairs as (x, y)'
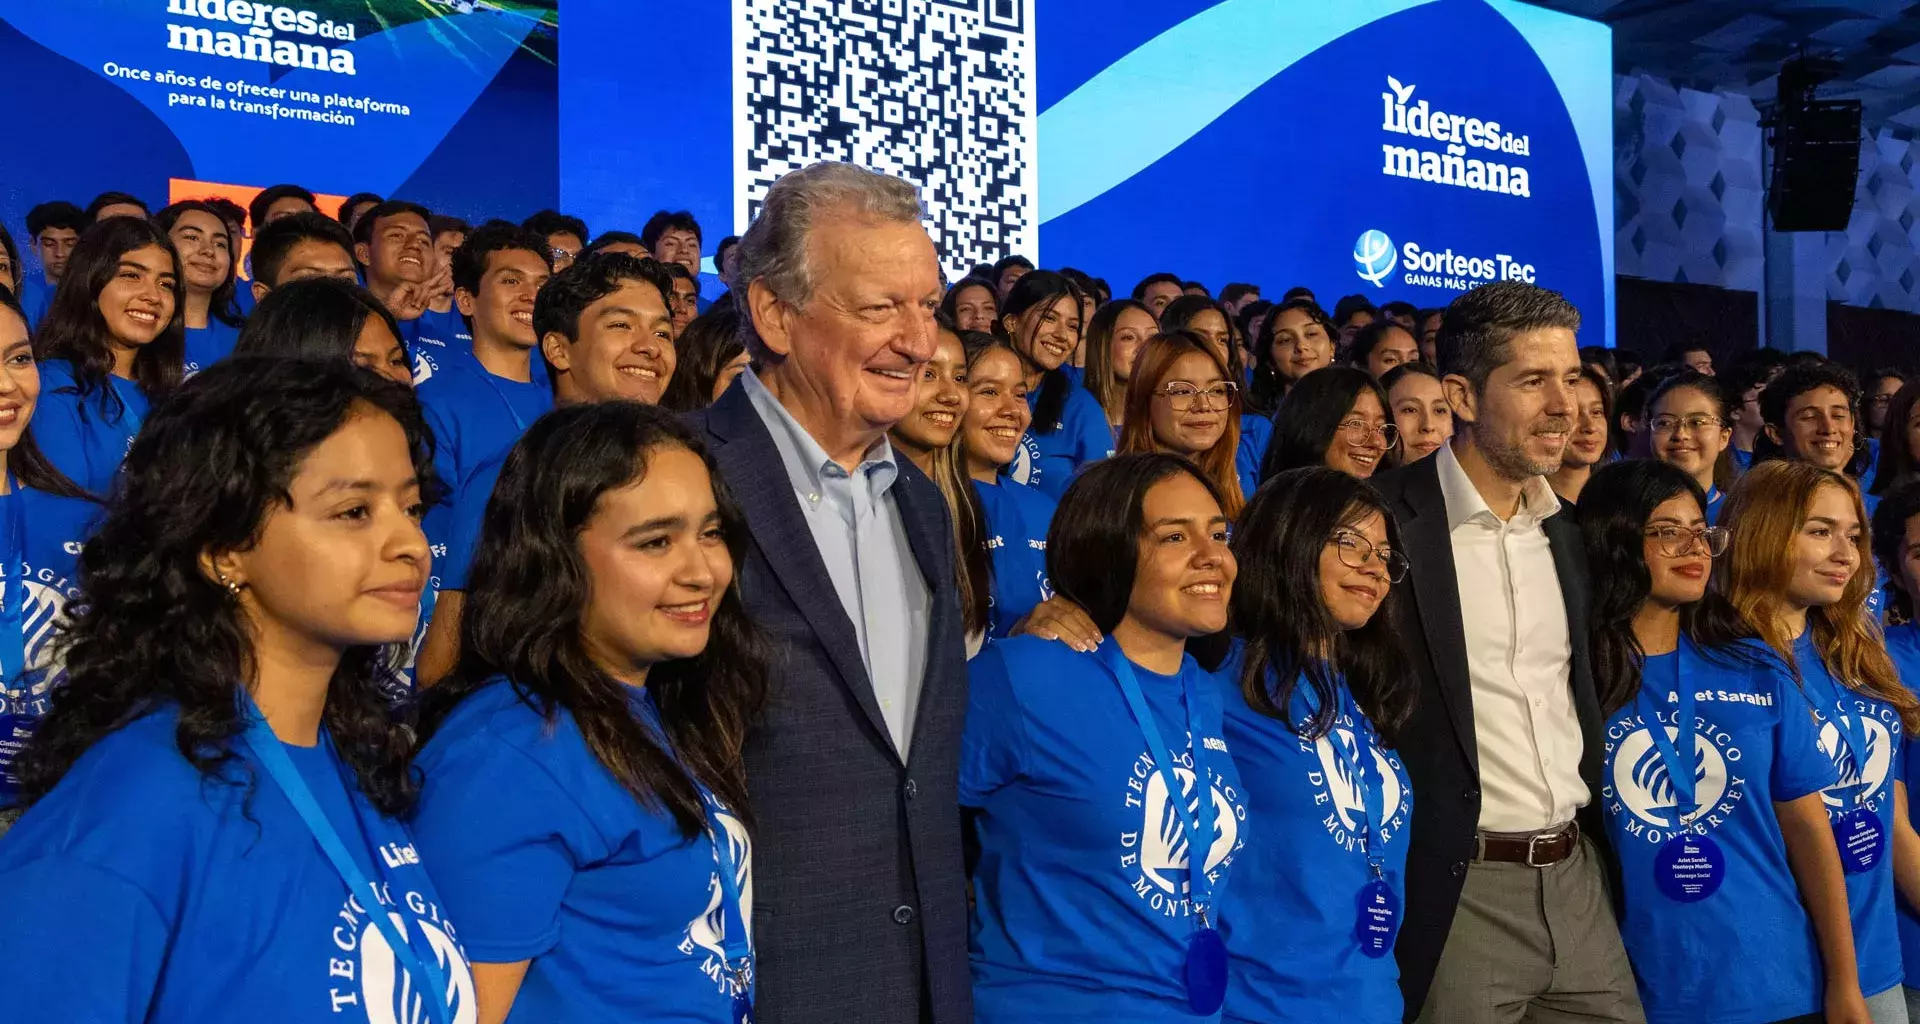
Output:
(420, 401), (769, 837)
(13, 358), (435, 816)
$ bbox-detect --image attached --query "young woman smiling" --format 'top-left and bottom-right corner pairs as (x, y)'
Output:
(1547, 366), (1613, 505)
(0, 293), (96, 829)
(0, 360), (473, 1021)
(995, 271), (1111, 498)
(1117, 330), (1245, 517)
(1648, 370), (1736, 523)
(1246, 299), (1335, 415)
(1380, 361), (1451, 463)
(961, 333), (1056, 642)
(1213, 467), (1417, 1024)
(1721, 461), (1920, 1023)
(963, 453), (1246, 1021)
(411, 401), (768, 1022)
(1082, 299), (1157, 430)
(1584, 459), (1857, 1024)
(32, 217), (186, 494)
(1259, 367), (1397, 483)
(156, 200), (243, 374)
(891, 321), (990, 651)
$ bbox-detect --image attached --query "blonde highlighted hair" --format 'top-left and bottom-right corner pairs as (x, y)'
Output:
(1718, 460), (1919, 730)
(1116, 330), (1244, 518)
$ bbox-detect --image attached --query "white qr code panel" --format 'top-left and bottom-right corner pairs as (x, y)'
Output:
(733, 0), (1038, 281)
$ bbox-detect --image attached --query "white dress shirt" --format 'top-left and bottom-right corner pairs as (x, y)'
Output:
(1435, 443), (1587, 832)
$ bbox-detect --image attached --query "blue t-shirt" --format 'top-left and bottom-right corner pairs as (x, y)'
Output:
(411, 677), (752, 1022)
(33, 359), (150, 496)
(1601, 638), (1837, 1023)
(1705, 486), (1725, 526)
(0, 707), (477, 1020)
(1010, 378), (1113, 500)
(1889, 623), (1920, 988)
(412, 307), (471, 354)
(440, 451), (507, 593)
(416, 358), (552, 501)
(19, 272), (52, 329)
(183, 319), (241, 376)
(962, 636), (1249, 1022)
(1235, 414), (1271, 500)
(0, 485), (100, 801)
(973, 477), (1055, 641)
(1731, 447), (1754, 472)
(1796, 629), (1905, 997)
(1212, 648), (1411, 1024)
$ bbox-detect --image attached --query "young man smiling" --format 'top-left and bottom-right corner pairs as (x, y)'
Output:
(415, 252), (679, 686)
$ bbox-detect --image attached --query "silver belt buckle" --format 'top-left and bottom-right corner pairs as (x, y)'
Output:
(1526, 830), (1555, 867)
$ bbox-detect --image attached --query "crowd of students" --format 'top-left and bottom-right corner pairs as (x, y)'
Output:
(3, 163), (1920, 1024)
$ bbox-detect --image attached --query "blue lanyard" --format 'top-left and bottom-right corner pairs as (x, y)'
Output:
(239, 703), (454, 1024)
(1326, 682), (1389, 877)
(0, 480), (25, 687)
(705, 791), (755, 1010)
(1099, 641), (1218, 923)
(634, 690), (755, 1013)
(1802, 654), (1875, 806)
(1634, 645), (1701, 820)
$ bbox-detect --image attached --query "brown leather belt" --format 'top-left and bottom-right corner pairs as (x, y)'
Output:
(1476, 822), (1580, 867)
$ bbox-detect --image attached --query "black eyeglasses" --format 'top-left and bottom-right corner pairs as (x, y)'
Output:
(1643, 524), (1730, 558)
(1330, 529), (1410, 583)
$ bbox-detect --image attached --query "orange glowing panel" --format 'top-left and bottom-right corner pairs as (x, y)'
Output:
(168, 178), (351, 281)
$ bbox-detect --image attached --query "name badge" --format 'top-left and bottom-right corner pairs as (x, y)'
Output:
(1354, 876), (1400, 958)
(1184, 925), (1227, 1015)
(1835, 809), (1885, 874)
(1653, 832), (1725, 902)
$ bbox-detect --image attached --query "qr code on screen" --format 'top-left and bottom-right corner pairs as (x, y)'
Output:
(734, 0), (1038, 280)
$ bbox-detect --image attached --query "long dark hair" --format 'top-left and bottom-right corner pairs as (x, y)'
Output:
(1871, 379), (1920, 496)
(0, 294), (90, 499)
(995, 270), (1083, 437)
(420, 402), (769, 837)
(1082, 299), (1151, 424)
(1582, 459), (1759, 713)
(155, 200), (243, 328)
(233, 277), (407, 369)
(1231, 468), (1414, 745)
(1247, 298), (1335, 415)
(659, 303), (744, 412)
(15, 359), (432, 814)
(1158, 293), (1242, 380)
(1048, 452), (1230, 667)
(33, 216), (186, 413)
(1873, 478), (1920, 625)
(939, 276), (997, 329)
(1260, 365), (1392, 483)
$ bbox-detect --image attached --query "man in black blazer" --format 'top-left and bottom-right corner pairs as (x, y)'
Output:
(688, 162), (971, 1024)
(1369, 282), (1642, 1023)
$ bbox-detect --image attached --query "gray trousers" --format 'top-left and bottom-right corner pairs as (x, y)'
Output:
(1416, 835), (1645, 1024)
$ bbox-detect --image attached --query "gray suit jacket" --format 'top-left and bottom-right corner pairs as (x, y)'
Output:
(689, 381), (972, 1024)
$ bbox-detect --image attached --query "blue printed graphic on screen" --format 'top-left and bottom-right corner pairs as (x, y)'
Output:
(1036, 0), (1605, 346)
(1355, 230), (1398, 289)
(733, 0), (1037, 281)
(0, 1), (559, 240)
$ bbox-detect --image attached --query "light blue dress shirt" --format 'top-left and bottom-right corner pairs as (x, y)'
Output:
(743, 368), (932, 757)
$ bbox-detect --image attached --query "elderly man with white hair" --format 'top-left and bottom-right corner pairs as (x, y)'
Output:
(689, 161), (971, 1024)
